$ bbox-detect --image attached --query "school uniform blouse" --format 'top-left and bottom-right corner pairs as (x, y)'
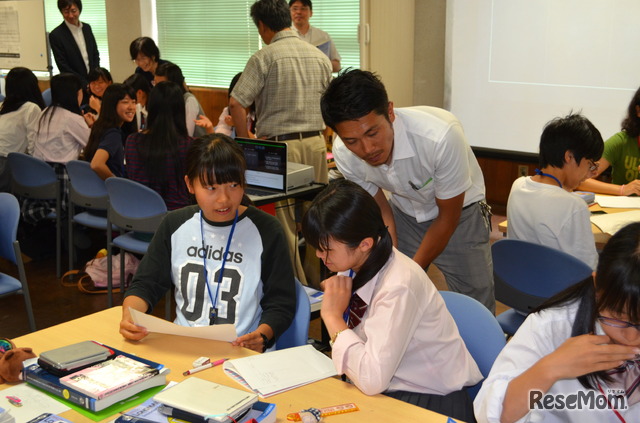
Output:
(0, 102), (41, 157)
(474, 300), (640, 422)
(32, 108), (89, 163)
(331, 247), (482, 396)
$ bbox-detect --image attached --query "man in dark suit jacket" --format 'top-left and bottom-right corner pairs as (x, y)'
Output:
(49, 0), (100, 87)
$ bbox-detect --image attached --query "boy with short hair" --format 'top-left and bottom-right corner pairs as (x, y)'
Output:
(507, 113), (604, 269)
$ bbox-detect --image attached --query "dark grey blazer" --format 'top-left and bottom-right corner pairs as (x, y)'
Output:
(49, 21), (100, 85)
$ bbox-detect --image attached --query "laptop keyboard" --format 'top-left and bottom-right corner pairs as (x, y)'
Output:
(245, 187), (276, 197)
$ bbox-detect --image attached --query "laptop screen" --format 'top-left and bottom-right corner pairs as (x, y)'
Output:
(235, 138), (287, 192)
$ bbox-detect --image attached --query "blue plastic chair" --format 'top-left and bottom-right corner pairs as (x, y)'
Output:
(42, 88), (51, 107)
(276, 279), (311, 350)
(440, 291), (505, 400)
(0, 193), (36, 332)
(492, 239), (593, 336)
(66, 160), (113, 270)
(7, 152), (62, 278)
(105, 178), (167, 309)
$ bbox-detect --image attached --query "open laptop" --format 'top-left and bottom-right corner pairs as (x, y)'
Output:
(235, 138), (315, 199)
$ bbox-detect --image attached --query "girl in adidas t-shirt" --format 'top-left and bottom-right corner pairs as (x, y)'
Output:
(119, 134), (295, 353)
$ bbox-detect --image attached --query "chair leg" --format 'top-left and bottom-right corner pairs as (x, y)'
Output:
(106, 221), (113, 308)
(55, 189), (61, 279)
(120, 251), (125, 293)
(14, 241), (35, 332)
(68, 203), (74, 272)
(165, 291), (171, 320)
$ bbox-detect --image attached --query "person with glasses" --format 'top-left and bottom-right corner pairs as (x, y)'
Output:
(288, 0), (341, 72)
(129, 37), (167, 87)
(578, 86), (640, 197)
(506, 113), (603, 270)
(475, 221), (640, 422)
(49, 0), (100, 89)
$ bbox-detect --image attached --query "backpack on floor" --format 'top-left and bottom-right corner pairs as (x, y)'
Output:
(61, 250), (140, 294)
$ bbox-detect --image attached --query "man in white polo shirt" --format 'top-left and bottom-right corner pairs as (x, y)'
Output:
(321, 69), (495, 312)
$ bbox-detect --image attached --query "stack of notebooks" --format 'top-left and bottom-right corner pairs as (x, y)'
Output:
(149, 378), (265, 423)
(23, 341), (169, 412)
(0, 406), (14, 423)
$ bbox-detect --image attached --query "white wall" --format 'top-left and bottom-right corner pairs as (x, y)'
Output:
(446, 0), (640, 153)
(105, 0), (144, 82)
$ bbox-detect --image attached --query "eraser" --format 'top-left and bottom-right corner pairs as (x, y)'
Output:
(192, 356), (210, 367)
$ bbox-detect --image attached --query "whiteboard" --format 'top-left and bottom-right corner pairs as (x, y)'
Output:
(445, 0), (640, 154)
(0, 0), (49, 71)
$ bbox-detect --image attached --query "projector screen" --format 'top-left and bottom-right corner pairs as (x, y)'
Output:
(445, 0), (640, 154)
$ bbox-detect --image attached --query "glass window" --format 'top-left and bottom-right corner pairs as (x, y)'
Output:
(155, 0), (360, 88)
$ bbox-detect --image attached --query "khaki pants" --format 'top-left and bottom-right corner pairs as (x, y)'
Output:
(274, 133), (328, 287)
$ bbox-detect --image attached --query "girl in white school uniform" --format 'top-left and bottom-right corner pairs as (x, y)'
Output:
(0, 67), (45, 192)
(301, 179), (482, 423)
(26, 73), (92, 225)
(474, 222), (640, 423)
(33, 73), (92, 164)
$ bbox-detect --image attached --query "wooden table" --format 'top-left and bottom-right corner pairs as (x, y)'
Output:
(498, 202), (635, 249)
(8, 307), (460, 423)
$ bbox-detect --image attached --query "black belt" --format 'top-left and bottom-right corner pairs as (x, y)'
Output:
(267, 131), (322, 141)
(462, 201), (480, 211)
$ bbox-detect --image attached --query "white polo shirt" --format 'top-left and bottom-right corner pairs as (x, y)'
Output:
(333, 106), (486, 222)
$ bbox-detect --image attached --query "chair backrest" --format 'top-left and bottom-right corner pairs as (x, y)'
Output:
(7, 152), (58, 199)
(105, 177), (167, 233)
(0, 193), (20, 264)
(66, 160), (109, 210)
(439, 290), (506, 400)
(492, 239), (593, 313)
(276, 279), (311, 350)
(42, 88), (52, 107)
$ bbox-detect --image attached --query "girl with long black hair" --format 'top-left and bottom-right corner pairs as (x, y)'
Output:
(84, 83), (135, 179)
(302, 179), (481, 422)
(0, 67), (45, 191)
(33, 73), (92, 163)
(125, 81), (192, 210)
(475, 222), (640, 422)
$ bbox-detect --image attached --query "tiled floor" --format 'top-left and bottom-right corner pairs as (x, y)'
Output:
(2, 214), (508, 341)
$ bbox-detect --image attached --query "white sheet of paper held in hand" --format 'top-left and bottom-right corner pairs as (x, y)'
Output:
(129, 307), (237, 341)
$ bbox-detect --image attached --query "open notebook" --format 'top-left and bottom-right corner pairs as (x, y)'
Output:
(223, 345), (336, 397)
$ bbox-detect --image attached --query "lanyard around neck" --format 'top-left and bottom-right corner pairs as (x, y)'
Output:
(534, 168), (563, 189)
(200, 210), (239, 310)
